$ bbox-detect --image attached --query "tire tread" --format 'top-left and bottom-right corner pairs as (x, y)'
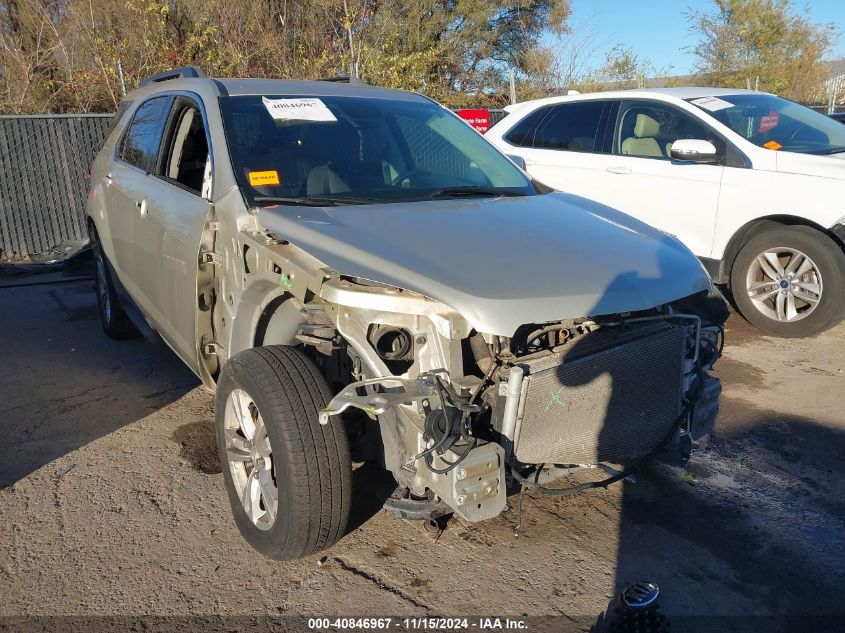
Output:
(216, 345), (351, 559)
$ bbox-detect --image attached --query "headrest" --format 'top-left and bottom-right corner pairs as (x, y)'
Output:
(634, 114), (660, 139)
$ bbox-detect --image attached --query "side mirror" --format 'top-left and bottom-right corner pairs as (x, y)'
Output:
(507, 154), (527, 170)
(670, 139), (718, 164)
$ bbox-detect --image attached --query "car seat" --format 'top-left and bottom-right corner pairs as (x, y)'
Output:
(304, 122), (356, 195)
(621, 113), (664, 158)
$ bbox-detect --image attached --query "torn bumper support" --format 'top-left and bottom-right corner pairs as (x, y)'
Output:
(318, 371), (446, 425)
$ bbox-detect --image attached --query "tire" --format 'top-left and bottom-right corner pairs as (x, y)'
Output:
(92, 236), (139, 339)
(215, 345), (352, 560)
(730, 225), (845, 337)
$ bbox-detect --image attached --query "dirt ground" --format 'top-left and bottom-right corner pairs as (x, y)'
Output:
(1, 273), (843, 632)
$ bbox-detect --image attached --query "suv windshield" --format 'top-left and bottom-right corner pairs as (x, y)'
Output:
(220, 94), (536, 206)
(687, 93), (845, 155)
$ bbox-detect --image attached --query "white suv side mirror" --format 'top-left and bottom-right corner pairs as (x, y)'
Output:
(670, 139), (718, 164)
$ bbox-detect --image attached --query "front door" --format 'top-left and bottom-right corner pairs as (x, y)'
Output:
(138, 97), (214, 370)
(599, 99), (725, 258)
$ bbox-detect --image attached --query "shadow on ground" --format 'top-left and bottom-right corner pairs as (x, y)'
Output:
(0, 277), (198, 488)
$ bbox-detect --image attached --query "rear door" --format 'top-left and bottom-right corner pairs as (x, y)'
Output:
(107, 95), (172, 320)
(599, 99), (725, 257)
(140, 95), (214, 370)
(510, 100), (614, 197)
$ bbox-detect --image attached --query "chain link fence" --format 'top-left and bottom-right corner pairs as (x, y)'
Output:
(0, 114), (112, 259)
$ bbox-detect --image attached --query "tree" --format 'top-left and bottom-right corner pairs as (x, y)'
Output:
(0, 0), (571, 112)
(598, 44), (653, 89)
(687, 0), (837, 102)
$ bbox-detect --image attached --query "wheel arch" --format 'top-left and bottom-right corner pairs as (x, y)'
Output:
(226, 280), (301, 361)
(718, 215), (845, 285)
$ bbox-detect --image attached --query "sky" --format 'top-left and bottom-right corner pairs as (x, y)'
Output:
(553, 0), (845, 77)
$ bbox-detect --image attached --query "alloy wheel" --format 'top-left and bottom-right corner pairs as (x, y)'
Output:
(745, 247), (822, 323)
(223, 388), (278, 530)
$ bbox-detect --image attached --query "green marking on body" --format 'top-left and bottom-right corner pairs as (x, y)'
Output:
(279, 272), (293, 290)
(544, 386), (567, 413)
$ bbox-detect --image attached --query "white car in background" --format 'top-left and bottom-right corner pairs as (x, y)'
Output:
(487, 88), (845, 337)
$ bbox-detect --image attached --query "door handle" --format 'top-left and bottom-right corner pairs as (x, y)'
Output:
(606, 166), (632, 175)
(524, 157), (537, 166)
(104, 173), (113, 185)
(136, 199), (147, 217)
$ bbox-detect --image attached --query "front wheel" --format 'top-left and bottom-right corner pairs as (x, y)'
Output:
(730, 226), (845, 337)
(215, 346), (352, 560)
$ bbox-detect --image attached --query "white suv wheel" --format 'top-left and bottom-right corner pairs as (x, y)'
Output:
(745, 247), (823, 323)
(731, 226), (845, 337)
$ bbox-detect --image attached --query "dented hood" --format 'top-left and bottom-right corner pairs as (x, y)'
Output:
(259, 192), (711, 335)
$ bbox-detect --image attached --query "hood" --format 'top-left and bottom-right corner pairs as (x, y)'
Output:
(775, 149), (845, 180)
(259, 192), (711, 336)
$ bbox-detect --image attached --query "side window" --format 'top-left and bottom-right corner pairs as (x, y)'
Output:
(119, 96), (170, 172)
(105, 100), (133, 141)
(163, 102), (210, 195)
(614, 100), (725, 160)
(532, 101), (607, 152)
(504, 106), (551, 147)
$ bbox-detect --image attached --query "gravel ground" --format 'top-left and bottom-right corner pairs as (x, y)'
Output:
(1, 274), (843, 632)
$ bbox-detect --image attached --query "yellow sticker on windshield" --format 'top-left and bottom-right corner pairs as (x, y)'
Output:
(763, 140), (782, 151)
(248, 170), (280, 186)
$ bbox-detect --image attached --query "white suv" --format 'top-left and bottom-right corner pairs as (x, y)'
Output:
(487, 88), (845, 337)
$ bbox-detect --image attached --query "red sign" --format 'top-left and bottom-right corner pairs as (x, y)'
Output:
(759, 111), (780, 133)
(457, 109), (491, 134)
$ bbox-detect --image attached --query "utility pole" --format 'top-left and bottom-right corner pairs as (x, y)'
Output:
(342, 0), (358, 79)
(828, 81), (836, 115)
(117, 59), (127, 97)
(509, 67), (516, 105)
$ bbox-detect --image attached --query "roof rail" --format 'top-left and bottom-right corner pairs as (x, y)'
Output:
(139, 66), (206, 87)
(319, 75), (366, 85)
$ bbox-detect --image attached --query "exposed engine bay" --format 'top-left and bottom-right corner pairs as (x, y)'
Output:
(302, 274), (726, 524)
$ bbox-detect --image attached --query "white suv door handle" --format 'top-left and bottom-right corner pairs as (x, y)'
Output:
(524, 157), (536, 166)
(606, 166), (632, 175)
(136, 199), (147, 216)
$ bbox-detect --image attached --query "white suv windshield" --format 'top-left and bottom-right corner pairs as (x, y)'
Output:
(688, 93), (845, 155)
(220, 94), (536, 205)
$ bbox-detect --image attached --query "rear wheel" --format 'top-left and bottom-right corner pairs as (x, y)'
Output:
(92, 236), (139, 339)
(730, 226), (845, 337)
(215, 345), (352, 560)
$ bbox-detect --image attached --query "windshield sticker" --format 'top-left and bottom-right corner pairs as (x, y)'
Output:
(763, 140), (782, 151)
(759, 111), (780, 133)
(690, 96), (734, 112)
(262, 97), (337, 122)
(248, 170), (280, 186)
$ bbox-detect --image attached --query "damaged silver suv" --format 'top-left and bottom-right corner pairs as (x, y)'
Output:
(86, 67), (727, 560)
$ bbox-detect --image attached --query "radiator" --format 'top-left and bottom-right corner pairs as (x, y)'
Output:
(510, 323), (687, 465)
